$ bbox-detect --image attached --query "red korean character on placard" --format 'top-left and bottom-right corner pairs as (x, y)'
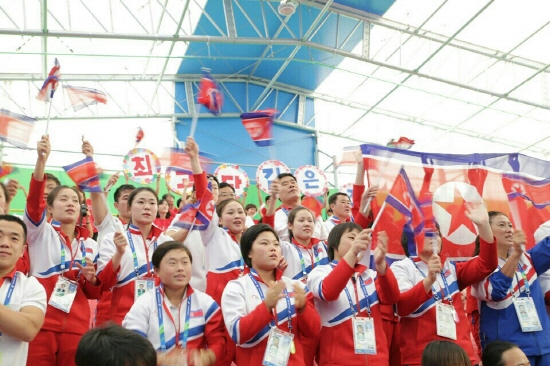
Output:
(132, 155), (153, 177)
(175, 170), (194, 190)
(221, 175), (243, 190)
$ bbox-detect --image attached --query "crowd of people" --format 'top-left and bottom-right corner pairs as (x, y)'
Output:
(0, 133), (547, 366)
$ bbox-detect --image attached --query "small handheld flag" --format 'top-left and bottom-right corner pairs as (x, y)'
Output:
(63, 85), (107, 111)
(197, 70), (223, 115)
(136, 127), (144, 144)
(387, 137), (415, 150)
(63, 157), (102, 193)
(0, 109), (36, 149)
(0, 164), (16, 180)
(240, 109), (276, 147)
(37, 59), (60, 102)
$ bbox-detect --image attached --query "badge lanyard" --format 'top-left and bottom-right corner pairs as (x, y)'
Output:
(249, 273), (293, 331)
(498, 260), (531, 298)
(292, 243), (320, 280)
(414, 262), (453, 303)
(0, 274), (18, 337)
(343, 274), (372, 318)
(58, 233), (86, 272)
(127, 231), (157, 277)
(515, 263), (531, 297)
(156, 285), (192, 353)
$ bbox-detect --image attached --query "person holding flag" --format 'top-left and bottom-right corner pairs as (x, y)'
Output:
(170, 136), (246, 365)
(24, 135), (101, 366)
(472, 212), (550, 366)
(389, 200), (497, 366)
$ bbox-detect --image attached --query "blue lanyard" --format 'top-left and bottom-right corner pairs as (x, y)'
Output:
(249, 273), (293, 330)
(292, 244), (320, 280)
(156, 285), (192, 353)
(413, 261), (453, 302)
(127, 231), (157, 277)
(0, 273), (18, 337)
(343, 274), (372, 317)
(58, 234), (86, 271)
(516, 263), (531, 296)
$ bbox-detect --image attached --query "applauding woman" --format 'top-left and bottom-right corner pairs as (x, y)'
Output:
(307, 223), (400, 365)
(390, 203), (498, 366)
(221, 224), (321, 365)
(472, 212), (550, 366)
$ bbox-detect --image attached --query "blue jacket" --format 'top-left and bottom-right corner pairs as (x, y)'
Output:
(473, 238), (550, 357)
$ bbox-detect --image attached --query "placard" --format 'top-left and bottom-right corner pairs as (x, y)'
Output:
(165, 167), (194, 196)
(214, 164), (250, 198)
(295, 165), (328, 197)
(123, 148), (161, 184)
(256, 160), (291, 194)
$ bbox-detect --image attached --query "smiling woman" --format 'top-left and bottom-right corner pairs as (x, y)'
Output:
(23, 135), (102, 366)
(96, 186), (173, 325)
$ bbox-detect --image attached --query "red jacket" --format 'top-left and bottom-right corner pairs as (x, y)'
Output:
(25, 176), (102, 335)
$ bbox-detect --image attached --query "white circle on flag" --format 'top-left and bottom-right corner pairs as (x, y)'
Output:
(295, 165), (328, 197)
(165, 167), (194, 196)
(256, 160), (291, 194)
(433, 182), (482, 245)
(214, 164), (250, 198)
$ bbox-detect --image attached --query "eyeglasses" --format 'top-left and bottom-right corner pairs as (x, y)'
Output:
(219, 193), (235, 198)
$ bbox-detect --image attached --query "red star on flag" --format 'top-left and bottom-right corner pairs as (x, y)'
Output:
(435, 186), (477, 237)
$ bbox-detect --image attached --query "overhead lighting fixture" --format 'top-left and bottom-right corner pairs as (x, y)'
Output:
(278, 0), (296, 16)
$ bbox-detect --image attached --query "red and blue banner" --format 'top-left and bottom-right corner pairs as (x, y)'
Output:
(362, 144), (550, 259)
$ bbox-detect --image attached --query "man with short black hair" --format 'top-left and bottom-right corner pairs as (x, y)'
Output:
(218, 182), (236, 203)
(75, 323), (156, 366)
(324, 192), (353, 233)
(267, 173), (328, 242)
(0, 214), (47, 365)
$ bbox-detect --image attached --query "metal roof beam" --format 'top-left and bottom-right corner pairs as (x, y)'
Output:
(304, 0), (550, 75)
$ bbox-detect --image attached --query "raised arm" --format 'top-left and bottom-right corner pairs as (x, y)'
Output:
(83, 139), (111, 227)
(456, 202), (498, 288)
(26, 136), (50, 224)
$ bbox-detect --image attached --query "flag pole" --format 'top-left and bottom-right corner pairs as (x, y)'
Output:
(362, 156), (391, 214)
(45, 101), (53, 134)
(190, 104), (200, 138)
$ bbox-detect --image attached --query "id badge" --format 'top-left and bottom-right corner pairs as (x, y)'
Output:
(174, 350), (187, 366)
(352, 317), (377, 355)
(49, 276), (78, 313)
(135, 279), (155, 302)
(262, 328), (294, 366)
(435, 303), (457, 340)
(514, 297), (543, 332)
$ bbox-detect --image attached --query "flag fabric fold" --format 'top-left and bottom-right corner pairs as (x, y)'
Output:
(0, 109), (36, 149)
(361, 143), (550, 259)
(63, 85), (107, 111)
(197, 71), (223, 115)
(174, 182), (215, 231)
(240, 109), (276, 147)
(62, 157), (102, 193)
(37, 59), (60, 102)
(0, 164), (16, 180)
